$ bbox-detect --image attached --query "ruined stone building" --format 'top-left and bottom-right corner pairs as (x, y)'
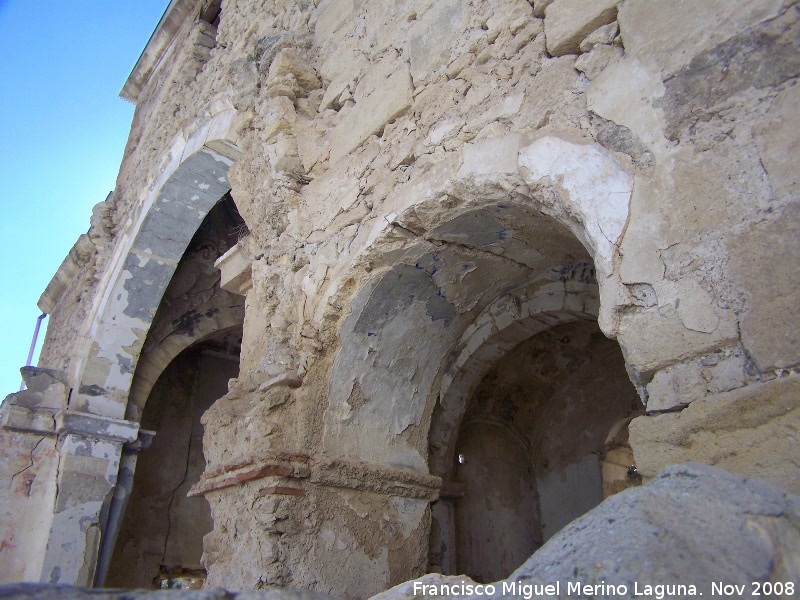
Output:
(1, 0), (798, 596)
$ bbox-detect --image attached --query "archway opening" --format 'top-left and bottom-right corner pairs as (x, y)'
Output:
(445, 320), (639, 581)
(324, 190), (640, 588)
(103, 194), (247, 588)
(106, 330), (241, 589)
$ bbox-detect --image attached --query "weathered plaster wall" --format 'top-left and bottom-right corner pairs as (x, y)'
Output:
(0, 431), (58, 582)
(4, 0), (798, 594)
(452, 424), (539, 584)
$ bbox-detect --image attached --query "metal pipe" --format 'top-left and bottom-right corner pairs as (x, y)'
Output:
(94, 429), (155, 588)
(94, 450), (137, 587)
(20, 313), (47, 391)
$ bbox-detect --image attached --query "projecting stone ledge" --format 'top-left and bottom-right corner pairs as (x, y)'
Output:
(215, 235), (256, 296)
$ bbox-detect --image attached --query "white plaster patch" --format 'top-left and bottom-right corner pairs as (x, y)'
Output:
(519, 136), (632, 264)
(205, 148), (235, 166)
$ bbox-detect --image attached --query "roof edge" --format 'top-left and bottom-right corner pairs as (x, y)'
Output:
(119, 0), (198, 104)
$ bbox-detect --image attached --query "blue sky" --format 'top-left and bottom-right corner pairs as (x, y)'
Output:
(0, 1), (168, 398)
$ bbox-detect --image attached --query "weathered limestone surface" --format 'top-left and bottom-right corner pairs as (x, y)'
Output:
(544, 0), (618, 56)
(495, 463), (800, 597)
(2, 0), (799, 595)
(630, 376), (800, 494)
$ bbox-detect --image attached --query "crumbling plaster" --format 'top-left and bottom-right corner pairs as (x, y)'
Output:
(2, 0), (799, 595)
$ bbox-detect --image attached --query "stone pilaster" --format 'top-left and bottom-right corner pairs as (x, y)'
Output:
(39, 411), (139, 586)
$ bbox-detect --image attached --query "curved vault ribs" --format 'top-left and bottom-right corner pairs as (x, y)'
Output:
(70, 108), (243, 421)
(320, 134), (633, 474)
(430, 279), (600, 477)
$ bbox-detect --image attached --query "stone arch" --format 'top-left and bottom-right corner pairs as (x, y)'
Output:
(69, 109), (243, 421)
(303, 133), (639, 587)
(311, 133), (632, 343)
(127, 312), (244, 423)
(124, 193), (247, 424)
(429, 278), (600, 477)
(317, 133), (634, 472)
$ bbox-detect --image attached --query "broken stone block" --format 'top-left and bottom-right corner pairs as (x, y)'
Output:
(574, 43), (622, 80)
(6, 367), (69, 411)
(329, 63), (412, 163)
(630, 376), (800, 494)
(702, 352), (747, 395)
(544, 0), (618, 56)
(579, 20), (619, 52)
(646, 362), (706, 411)
(268, 49), (321, 93)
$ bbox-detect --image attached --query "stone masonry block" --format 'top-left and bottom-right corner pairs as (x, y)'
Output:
(618, 307), (739, 376)
(729, 205), (800, 372)
(132, 196), (207, 263)
(158, 164), (230, 212)
(630, 376), (800, 494)
(646, 362), (706, 411)
(457, 134), (521, 178)
(330, 63), (412, 163)
(545, 0), (618, 56)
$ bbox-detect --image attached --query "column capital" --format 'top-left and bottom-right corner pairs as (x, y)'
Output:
(55, 410), (139, 444)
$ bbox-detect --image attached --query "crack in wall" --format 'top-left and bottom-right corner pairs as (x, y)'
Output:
(9, 436), (46, 495)
(159, 393), (197, 571)
(389, 221), (542, 273)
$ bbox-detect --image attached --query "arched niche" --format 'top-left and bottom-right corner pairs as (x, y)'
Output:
(434, 318), (640, 579)
(322, 195), (623, 472)
(313, 134), (640, 583)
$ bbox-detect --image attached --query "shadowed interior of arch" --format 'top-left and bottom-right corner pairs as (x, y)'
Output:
(436, 320), (640, 581)
(106, 329), (242, 589)
(324, 198), (641, 582)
